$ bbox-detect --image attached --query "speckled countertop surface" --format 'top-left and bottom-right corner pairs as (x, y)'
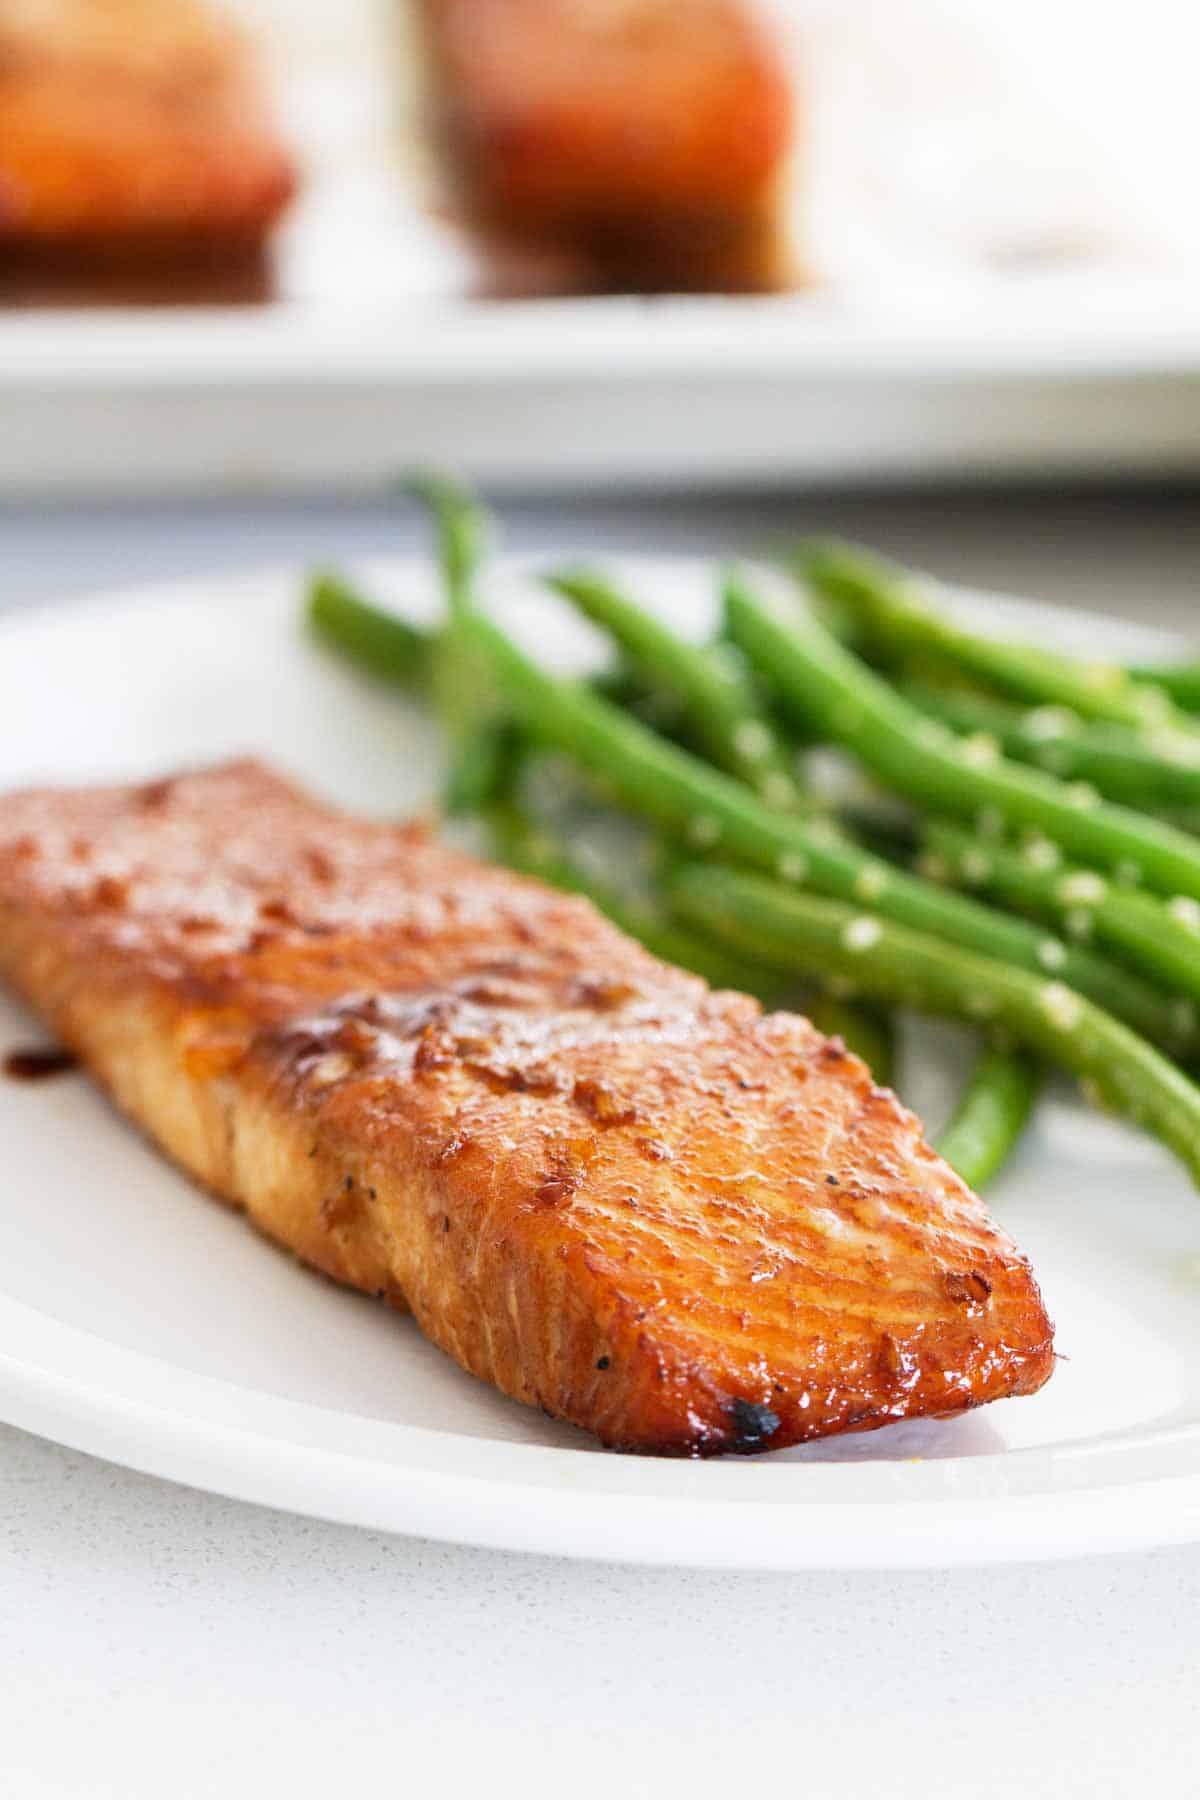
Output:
(3, 488), (1199, 1800)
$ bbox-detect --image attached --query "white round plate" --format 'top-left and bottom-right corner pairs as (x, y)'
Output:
(1, 560), (1199, 1569)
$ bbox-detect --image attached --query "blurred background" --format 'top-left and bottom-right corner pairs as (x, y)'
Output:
(245, 0), (1200, 300)
(2, 0), (1199, 493)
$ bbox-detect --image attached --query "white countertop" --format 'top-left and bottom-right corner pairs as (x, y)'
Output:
(4, 1416), (1200, 1800)
(3, 489), (1199, 1799)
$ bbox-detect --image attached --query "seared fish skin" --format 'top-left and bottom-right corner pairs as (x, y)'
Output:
(0, 761), (1054, 1455)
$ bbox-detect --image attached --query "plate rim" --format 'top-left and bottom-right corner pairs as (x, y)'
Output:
(5, 1290), (1200, 1571)
(3, 281), (1200, 387)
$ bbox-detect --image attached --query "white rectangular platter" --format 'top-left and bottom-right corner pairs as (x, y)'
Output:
(3, 274), (1199, 496)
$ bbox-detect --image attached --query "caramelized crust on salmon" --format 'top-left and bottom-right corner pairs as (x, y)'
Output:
(0, 0), (295, 257)
(415, 0), (798, 293)
(0, 761), (1053, 1455)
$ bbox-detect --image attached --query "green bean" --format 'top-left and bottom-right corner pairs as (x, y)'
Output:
(457, 607), (1183, 1046)
(667, 861), (1200, 1187)
(903, 680), (1200, 810)
(921, 817), (1200, 1024)
(801, 540), (1186, 732)
(806, 546), (1200, 723)
(1159, 807), (1200, 839)
(306, 571), (431, 687)
(833, 800), (921, 863)
(588, 663), (689, 736)
(935, 1046), (1039, 1191)
(547, 568), (804, 807)
(1129, 660), (1200, 714)
(405, 471), (491, 617)
(724, 569), (1200, 904)
(306, 560), (509, 811)
(305, 569), (680, 732)
(481, 799), (782, 1001)
(408, 476), (512, 813)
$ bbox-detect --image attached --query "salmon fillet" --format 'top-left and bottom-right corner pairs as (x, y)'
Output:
(415, 0), (799, 294)
(0, 760), (1054, 1455)
(0, 0), (295, 258)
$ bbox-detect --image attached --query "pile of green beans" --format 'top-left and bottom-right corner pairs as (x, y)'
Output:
(723, 574), (1200, 904)
(455, 608), (1178, 1048)
(305, 488), (1200, 1193)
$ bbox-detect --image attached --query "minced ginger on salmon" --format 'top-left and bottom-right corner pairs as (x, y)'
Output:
(0, 760), (1054, 1455)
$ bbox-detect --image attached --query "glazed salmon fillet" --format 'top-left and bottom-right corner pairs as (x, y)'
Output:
(0, 761), (1054, 1455)
(415, 0), (798, 293)
(0, 0), (295, 258)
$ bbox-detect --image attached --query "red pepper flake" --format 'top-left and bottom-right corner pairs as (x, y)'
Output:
(258, 897), (295, 924)
(573, 1077), (638, 1126)
(535, 1144), (587, 1207)
(304, 846), (336, 883)
(636, 1137), (672, 1163)
(943, 1269), (993, 1309)
(319, 1184), (358, 1230)
(568, 975), (639, 1011)
(138, 778), (174, 810)
(414, 1028), (455, 1075)
(93, 874), (128, 910)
